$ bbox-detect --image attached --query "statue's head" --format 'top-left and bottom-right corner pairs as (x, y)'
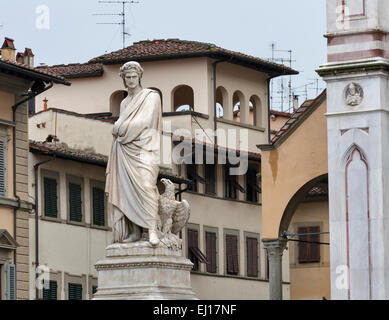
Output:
(119, 61), (144, 90)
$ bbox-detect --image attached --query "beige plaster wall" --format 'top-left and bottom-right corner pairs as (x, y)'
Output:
(28, 154), (110, 299)
(261, 99), (328, 239)
(289, 201), (330, 300)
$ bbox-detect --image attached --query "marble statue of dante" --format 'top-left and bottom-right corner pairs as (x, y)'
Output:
(105, 61), (161, 246)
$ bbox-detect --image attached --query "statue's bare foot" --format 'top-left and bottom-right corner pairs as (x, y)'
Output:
(122, 233), (141, 243)
(149, 229), (160, 246)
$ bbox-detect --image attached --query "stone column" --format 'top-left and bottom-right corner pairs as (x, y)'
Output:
(262, 238), (287, 300)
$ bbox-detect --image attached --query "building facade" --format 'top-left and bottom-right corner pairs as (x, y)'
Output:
(0, 37), (68, 300)
(28, 39), (297, 299)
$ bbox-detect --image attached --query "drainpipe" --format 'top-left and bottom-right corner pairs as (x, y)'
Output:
(11, 81), (53, 298)
(266, 75), (278, 144)
(34, 156), (55, 300)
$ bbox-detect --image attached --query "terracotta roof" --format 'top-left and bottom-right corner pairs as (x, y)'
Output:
(0, 58), (70, 85)
(30, 140), (188, 183)
(30, 140), (108, 166)
(31, 107), (116, 124)
(89, 39), (298, 76)
(270, 110), (292, 118)
(258, 90), (327, 150)
(170, 133), (261, 161)
(36, 62), (104, 79)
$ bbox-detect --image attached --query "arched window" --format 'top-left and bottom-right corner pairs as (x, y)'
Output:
(148, 87), (163, 107)
(110, 90), (128, 117)
(249, 95), (262, 126)
(216, 86), (227, 118)
(173, 85), (194, 112)
(233, 91), (244, 123)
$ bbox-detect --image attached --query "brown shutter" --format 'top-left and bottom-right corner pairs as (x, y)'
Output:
(247, 237), (258, 277)
(226, 234), (239, 275)
(206, 232), (217, 273)
(188, 229), (199, 271)
(298, 227), (308, 263)
(309, 226), (320, 262)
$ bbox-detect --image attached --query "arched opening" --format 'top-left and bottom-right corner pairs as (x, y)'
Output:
(233, 91), (244, 123)
(173, 85), (194, 112)
(277, 174), (330, 300)
(110, 90), (128, 117)
(148, 87), (163, 108)
(249, 95), (262, 127)
(216, 86), (227, 118)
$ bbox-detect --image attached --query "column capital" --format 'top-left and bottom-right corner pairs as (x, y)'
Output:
(262, 238), (287, 256)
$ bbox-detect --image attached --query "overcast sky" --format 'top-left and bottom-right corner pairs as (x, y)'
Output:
(0, 0), (327, 111)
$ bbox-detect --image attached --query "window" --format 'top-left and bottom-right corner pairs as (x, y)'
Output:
(187, 228), (199, 271)
(0, 138), (6, 197)
(186, 164), (198, 192)
(204, 164), (216, 195)
(246, 237), (259, 278)
(298, 226), (321, 263)
(92, 187), (105, 226)
(187, 228), (207, 271)
(173, 85), (194, 112)
(92, 286), (98, 295)
(226, 234), (239, 275)
(67, 177), (83, 223)
(6, 264), (16, 300)
(246, 164), (261, 203)
(205, 231), (217, 273)
(44, 177), (58, 218)
(68, 283), (82, 300)
(224, 165), (245, 200)
(43, 280), (57, 300)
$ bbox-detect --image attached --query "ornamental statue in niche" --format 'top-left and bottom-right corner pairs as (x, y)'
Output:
(345, 82), (363, 106)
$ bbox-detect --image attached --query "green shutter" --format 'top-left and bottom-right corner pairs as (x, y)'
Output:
(7, 264), (16, 300)
(69, 183), (82, 222)
(43, 280), (58, 300)
(0, 139), (5, 197)
(92, 187), (105, 226)
(44, 177), (58, 218)
(68, 283), (82, 300)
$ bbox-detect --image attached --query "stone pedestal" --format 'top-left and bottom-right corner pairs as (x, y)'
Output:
(93, 241), (197, 300)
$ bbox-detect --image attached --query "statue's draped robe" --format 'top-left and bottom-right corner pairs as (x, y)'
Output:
(105, 89), (161, 242)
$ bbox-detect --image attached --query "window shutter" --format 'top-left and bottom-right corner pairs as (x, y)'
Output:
(188, 229), (199, 271)
(205, 165), (216, 195)
(43, 280), (58, 300)
(298, 227), (308, 263)
(309, 226), (321, 262)
(69, 183), (82, 222)
(0, 139), (5, 197)
(247, 237), (258, 277)
(206, 232), (217, 273)
(7, 264), (16, 300)
(44, 177), (58, 218)
(68, 283), (83, 300)
(92, 187), (105, 226)
(226, 234), (238, 275)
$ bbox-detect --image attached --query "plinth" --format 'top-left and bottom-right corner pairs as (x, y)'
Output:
(93, 241), (197, 300)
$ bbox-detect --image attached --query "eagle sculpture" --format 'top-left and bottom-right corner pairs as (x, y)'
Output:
(158, 178), (190, 249)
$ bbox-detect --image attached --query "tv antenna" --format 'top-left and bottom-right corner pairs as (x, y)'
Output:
(94, 1), (139, 49)
(269, 43), (296, 112)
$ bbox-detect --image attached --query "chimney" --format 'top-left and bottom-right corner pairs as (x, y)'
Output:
(293, 95), (299, 111)
(23, 48), (34, 67)
(43, 98), (48, 111)
(16, 52), (24, 64)
(1, 37), (16, 62)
